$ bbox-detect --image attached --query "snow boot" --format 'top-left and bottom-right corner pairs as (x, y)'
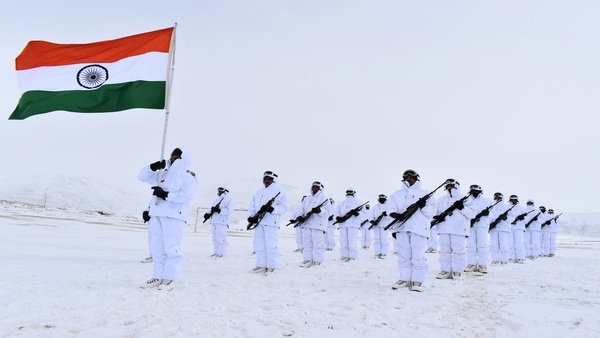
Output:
(252, 266), (266, 273)
(464, 264), (476, 272)
(300, 260), (313, 268)
(410, 282), (424, 292)
(392, 280), (410, 290)
(158, 279), (174, 291)
(436, 271), (452, 279)
(140, 278), (162, 289)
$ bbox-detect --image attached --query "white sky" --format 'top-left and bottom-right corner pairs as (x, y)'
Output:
(0, 1), (598, 212)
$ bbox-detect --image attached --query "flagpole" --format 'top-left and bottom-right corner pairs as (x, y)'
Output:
(160, 22), (177, 160)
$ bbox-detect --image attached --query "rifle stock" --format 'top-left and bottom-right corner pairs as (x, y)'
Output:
(524, 212), (542, 229)
(247, 192), (281, 230)
(384, 179), (449, 231)
(470, 200), (501, 227)
(368, 212), (387, 230)
(430, 193), (471, 228)
(203, 197), (225, 223)
(333, 201), (369, 225)
(510, 209), (535, 225)
(293, 199), (330, 228)
(489, 204), (516, 230)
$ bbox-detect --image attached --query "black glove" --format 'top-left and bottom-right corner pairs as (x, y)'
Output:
(415, 198), (427, 209)
(517, 215), (525, 220)
(247, 216), (258, 224)
(433, 214), (444, 222)
(453, 200), (464, 210)
(296, 216), (305, 223)
(151, 186), (169, 200)
(382, 211), (387, 217)
(369, 220), (376, 225)
(142, 210), (151, 223)
(328, 215), (334, 221)
(311, 206), (321, 214)
(389, 212), (403, 220)
(336, 216), (344, 222)
(259, 204), (269, 213)
(203, 213), (211, 221)
(267, 206), (274, 213)
(481, 209), (490, 216)
(149, 160), (166, 171)
(211, 206), (221, 213)
(351, 209), (360, 217)
(500, 214), (508, 221)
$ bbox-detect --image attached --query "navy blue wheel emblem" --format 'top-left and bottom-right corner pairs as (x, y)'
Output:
(77, 64), (109, 89)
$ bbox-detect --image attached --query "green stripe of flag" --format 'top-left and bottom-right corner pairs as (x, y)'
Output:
(10, 81), (166, 120)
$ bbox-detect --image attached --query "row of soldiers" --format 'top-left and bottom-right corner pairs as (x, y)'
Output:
(202, 169), (561, 292)
(137, 149), (560, 292)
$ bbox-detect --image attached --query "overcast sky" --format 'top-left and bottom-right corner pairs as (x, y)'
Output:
(0, 1), (598, 212)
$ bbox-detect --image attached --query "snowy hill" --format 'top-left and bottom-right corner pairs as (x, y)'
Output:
(0, 174), (147, 216)
(1, 173), (599, 237)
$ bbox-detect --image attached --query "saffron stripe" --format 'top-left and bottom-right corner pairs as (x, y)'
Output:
(16, 27), (173, 70)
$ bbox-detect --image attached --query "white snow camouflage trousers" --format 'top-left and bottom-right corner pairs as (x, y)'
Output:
(149, 216), (185, 280)
(439, 233), (467, 273)
(467, 226), (489, 266)
(253, 225), (279, 269)
(210, 223), (228, 256)
(395, 231), (428, 283)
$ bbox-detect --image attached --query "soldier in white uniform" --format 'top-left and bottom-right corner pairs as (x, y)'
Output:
(138, 148), (198, 291)
(547, 209), (561, 257)
(369, 194), (392, 259)
(540, 208), (555, 257)
(248, 171), (288, 274)
(523, 200), (538, 259)
(292, 181), (331, 267)
(388, 169), (435, 292)
(335, 188), (365, 261)
(464, 184), (493, 274)
(488, 193), (513, 265)
(289, 196), (307, 253)
(507, 195), (527, 264)
(435, 179), (475, 280)
(204, 187), (234, 258)
(527, 205), (547, 259)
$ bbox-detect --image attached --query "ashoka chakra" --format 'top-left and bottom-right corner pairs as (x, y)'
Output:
(77, 65), (109, 89)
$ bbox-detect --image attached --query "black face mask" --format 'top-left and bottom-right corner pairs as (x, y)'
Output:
(378, 198), (386, 204)
(470, 191), (481, 198)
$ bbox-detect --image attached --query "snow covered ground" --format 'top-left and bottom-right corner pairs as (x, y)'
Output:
(1, 201), (599, 338)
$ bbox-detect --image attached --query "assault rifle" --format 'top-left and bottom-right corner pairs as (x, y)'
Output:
(247, 192), (281, 230)
(430, 193), (472, 228)
(291, 199), (331, 228)
(368, 211), (387, 230)
(510, 209), (535, 225)
(333, 201), (370, 226)
(384, 180), (449, 231)
(203, 197), (225, 223)
(524, 212), (542, 229)
(541, 213), (563, 228)
(489, 204), (517, 230)
(470, 200), (501, 227)
(360, 219), (370, 228)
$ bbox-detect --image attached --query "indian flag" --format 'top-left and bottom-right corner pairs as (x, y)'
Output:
(10, 27), (175, 120)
